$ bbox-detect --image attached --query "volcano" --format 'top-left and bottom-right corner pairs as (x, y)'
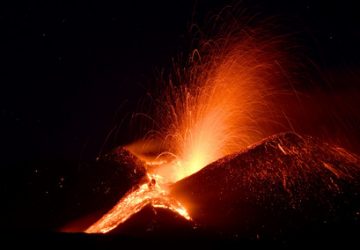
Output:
(82, 132), (360, 240)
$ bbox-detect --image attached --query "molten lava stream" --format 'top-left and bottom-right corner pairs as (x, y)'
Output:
(85, 173), (191, 234)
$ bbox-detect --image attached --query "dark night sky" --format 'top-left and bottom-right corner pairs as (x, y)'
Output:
(1, 0), (360, 231)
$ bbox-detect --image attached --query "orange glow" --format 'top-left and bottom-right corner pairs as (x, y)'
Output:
(86, 174), (191, 234)
(147, 35), (283, 183)
(86, 25), (287, 233)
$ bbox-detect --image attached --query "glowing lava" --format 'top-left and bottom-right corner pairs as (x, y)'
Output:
(86, 173), (191, 233)
(86, 21), (289, 233)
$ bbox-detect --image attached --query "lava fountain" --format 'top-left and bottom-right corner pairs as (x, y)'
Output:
(86, 21), (291, 233)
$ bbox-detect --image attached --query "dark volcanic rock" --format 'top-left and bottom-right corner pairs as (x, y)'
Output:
(110, 205), (197, 238)
(86, 147), (147, 200)
(64, 147), (146, 231)
(170, 132), (360, 239)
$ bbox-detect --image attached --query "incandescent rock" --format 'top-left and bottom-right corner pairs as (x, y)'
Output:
(170, 132), (360, 239)
(80, 132), (360, 239)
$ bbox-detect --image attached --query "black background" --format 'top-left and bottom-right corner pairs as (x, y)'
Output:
(1, 0), (360, 232)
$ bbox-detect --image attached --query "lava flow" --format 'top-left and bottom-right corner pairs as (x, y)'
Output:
(86, 173), (190, 233)
(85, 22), (290, 233)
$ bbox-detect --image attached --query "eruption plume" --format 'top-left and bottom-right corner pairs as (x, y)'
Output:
(145, 33), (287, 183)
(85, 16), (293, 233)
